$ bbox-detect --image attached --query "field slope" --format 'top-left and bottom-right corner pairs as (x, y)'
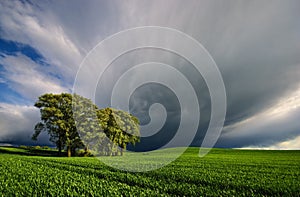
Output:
(0, 147), (299, 196)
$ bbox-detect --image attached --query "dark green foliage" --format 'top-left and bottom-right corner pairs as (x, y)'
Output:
(0, 147), (299, 196)
(42, 146), (50, 149)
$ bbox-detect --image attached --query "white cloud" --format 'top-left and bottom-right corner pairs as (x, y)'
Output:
(0, 103), (49, 144)
(239, 135), (300, 150)
(0, 78), (6, 83)
(0, 54), (69, 100)
(0, 0), (82, 80)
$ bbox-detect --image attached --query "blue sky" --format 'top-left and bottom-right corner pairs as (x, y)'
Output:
(0, 0), (300, 149)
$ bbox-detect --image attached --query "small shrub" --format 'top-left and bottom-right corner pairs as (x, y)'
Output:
(76, 149), (93, 157)
(19, 145), (27, 149)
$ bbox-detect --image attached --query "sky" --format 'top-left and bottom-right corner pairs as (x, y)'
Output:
(0, 0), (300, 150)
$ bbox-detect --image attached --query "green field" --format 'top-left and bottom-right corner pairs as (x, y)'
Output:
(0, 147), (299, 196)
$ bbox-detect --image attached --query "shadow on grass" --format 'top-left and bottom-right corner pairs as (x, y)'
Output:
(0, 146), (66, 157)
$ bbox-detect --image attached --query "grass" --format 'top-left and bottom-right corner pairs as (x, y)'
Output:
(0, 147), (299, 196)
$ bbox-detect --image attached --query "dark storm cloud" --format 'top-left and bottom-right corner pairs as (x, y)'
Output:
(115, 0), (300, 123)
(94, 48), (212, 149)
(98, 0), (300, 148)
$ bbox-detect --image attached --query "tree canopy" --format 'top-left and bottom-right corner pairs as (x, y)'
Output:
(97, 108), (140, 156)
(32, 93), (140, 157)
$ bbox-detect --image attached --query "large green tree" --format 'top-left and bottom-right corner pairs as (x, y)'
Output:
(33, 93), (71, 156)
(33, 93), (140, 157)
(33, 93), (89, 156)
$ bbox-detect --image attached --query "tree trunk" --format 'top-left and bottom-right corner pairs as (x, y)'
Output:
(58, 134), (62, 156)
(110, 143), (114, 156)
(67, 145), (71, 157)
(120, 144), (126, 156)
(84, 144), (89, 152)
(58, 146), (61, 156)
(71, 148), (76, 156)
(58, 141), (62, 156)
